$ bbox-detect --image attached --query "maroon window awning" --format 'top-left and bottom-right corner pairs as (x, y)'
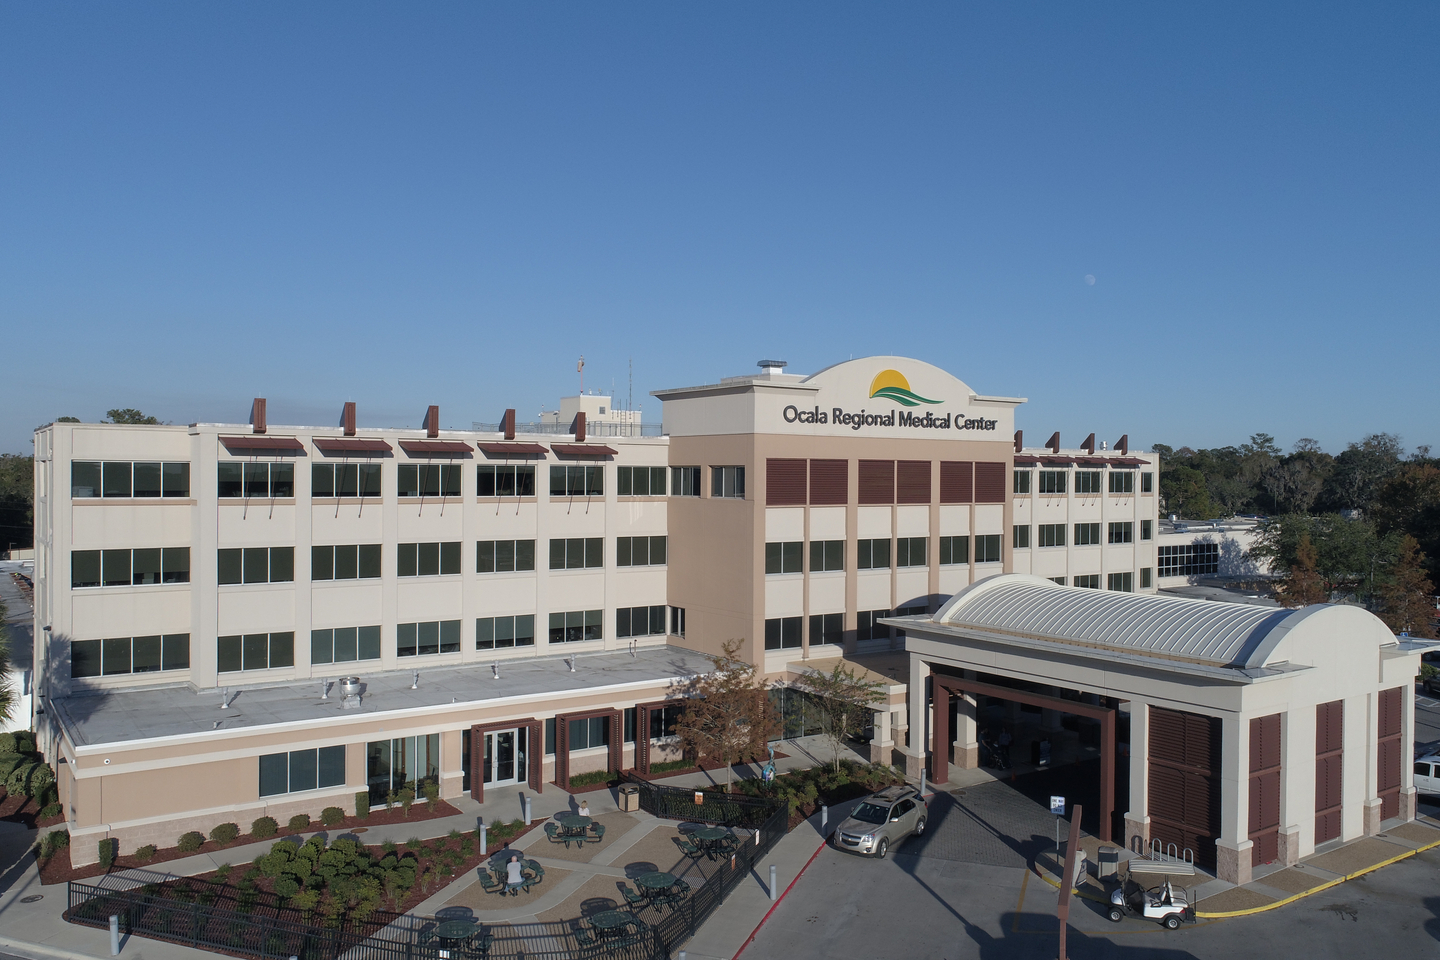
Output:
(551, 443), (618, 457)
(314, 438), (393, 454)
(1040, 455), (1077, 465)
(477, 442), (549, 456)
(1013, 455), (1042, 465)
(1075, 456), (1110, 466)
(220, 436), (305, 452)
(1109, 456), (1147, 466)
(398, 439), (472, 455)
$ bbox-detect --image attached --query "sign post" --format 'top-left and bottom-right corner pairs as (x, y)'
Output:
(1050, 795), (1065, 849)
(1056, 804), (1082, 960)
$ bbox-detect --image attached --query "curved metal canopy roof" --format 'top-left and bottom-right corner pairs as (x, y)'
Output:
(932, 575), (1298, 668)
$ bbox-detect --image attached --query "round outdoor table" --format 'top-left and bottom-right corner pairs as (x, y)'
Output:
(556, 814), (593, 830)
(636, 871), (676, 892)
(435, 920), (478, 940)
(692, 826), (729, 842)
(589, 910), (637, 931)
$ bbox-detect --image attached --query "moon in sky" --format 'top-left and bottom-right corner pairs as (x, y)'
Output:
(1084, 274), (1096, 286)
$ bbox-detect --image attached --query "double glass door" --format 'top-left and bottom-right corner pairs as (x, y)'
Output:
(483, 727), (527, 786)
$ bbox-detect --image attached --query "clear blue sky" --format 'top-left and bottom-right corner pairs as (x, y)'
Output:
(2, 2), (1436, 456)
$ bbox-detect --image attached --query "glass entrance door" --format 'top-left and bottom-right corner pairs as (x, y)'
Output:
(482, 728), (527, 786)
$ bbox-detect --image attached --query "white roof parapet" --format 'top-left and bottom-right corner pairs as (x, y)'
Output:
(931, 574), (1298, 669)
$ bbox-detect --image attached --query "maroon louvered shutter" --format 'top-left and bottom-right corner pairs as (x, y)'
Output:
(766, 458), (807, 506)
(973, 462), (1006, 503)
(808, 459), (848, 505)
(896, 461), (931, 504)
(1378, 687), (1402, 820)
(1315, 700), (1344, 843)
(939, 461), (973, 503)
(1248, 714), (1281, 865)
(858, 460), (895, 504)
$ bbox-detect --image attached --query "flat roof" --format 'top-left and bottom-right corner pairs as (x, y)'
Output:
(55, 646), (713, 750)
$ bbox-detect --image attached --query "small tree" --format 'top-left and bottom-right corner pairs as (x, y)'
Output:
(104, 408), (161, 425)
(797, 662), (889, 772)
(671, 640), (781, 791)
(1379, 536), (1438, 639)
(1281, 532), (1329, 607)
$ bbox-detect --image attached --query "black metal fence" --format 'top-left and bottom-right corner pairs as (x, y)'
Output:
(67, 785), (789, 960)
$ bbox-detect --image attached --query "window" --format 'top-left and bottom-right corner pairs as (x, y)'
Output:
(1038, 524), (1066, 548)
(857, 609), (891, 642)
(1049, 576), (1067, 585)
(367, 735), (439, 800)
(896, 537), (928, 567)
(397, 463), (461, 498)
(477, 464), (536, 497)
(398, 542), (462, 577)
(1075, 471), (1103, 495)
(311, 463), (382, 498)
(1073, 574), (1100, 589)
(1158, 543), (1220, 578)
(711, 466), (745, 498)
(217, 547), (293, 585)
(618, 466), (667, 496)
(809, 612), (843, 646)
(397, 620), (462, 657)
(71, 547), (189, 587)
(1108, 522), (1134, 544)
(974, 534), (1002, 563)
(549, 537), (603, 570)
(1108, 471), (1135, 494)
(217, 632), (295, 672)
(1140, 567), (1153, 588)
(857, 538), (891, 570)
(1141, 472), (1154, 493)
(938, 536), (969, 565)
(1013, 470), (1031, 494)
(671, 467), (701, 497)
(810, 540), (844, 572)
(476, 615), (536, 650)
(617, 605), (667, 638)
(1141, 520), (1153, 541)
(1074, 522), (1102, 546)
(1013, 526), (1030, 549)
(476, 539), (536, 573)
(312, 544), (382, 580)
(217, 461), (294, 498)
(550, 465), (603, 497)
(1038, 471), (1067, 495)
(549, 609), (603, 643)
(617, 536), (667, 566)
(648, 704), (684, 740)
(72, 461), (189, 498)
(765, 541), (803, 575)
(764, 616), (801, 650)
(311, 626), (382, 664)
(71, 634), (189, 678)
(670, 606), (686, 638)
(1108, 572), (1134, 592)
(259, 746), (345, 797)
(568, 716), (610, 750)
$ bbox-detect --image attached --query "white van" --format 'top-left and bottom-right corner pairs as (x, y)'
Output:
(1414, 755), (1440, 796)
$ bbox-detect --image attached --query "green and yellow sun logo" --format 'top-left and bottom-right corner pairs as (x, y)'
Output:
(868, 369), (941, 407)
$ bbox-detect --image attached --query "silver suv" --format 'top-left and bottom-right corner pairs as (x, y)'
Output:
(833, 785), (928, 858)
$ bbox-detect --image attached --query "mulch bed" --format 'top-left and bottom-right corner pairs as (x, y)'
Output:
(0, 787), (64, 830)
(38, 800), (464, 885)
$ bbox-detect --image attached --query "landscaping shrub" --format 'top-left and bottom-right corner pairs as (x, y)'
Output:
(177, 831), (205, 852)
(398, 787), (414, 817)
(0, 732), (15, 755)
(273, 876), (301, 898)
(423, 781), (439, 811)
(98, 837), (116, 868)
(38, 803), (62, 820)
(5, 762), (37, 797)
(251, 816), (278, 839)
(288, 813), (311, 832)
(321, 806), (345, 827)
(25, 763), (55, 799)
(0, 753), (24, 780)
(648, 758), (694, 774)
(40, 829), (68, 858)
(214, 862), (232, 879)
(210, 822), (241, 844)
(568, 770), (615, 788)
(13, 731), (36, 754)
(354, 791), (370, 819)
(134, 844), (157, 862)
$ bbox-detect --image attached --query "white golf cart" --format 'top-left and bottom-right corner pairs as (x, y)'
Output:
(1107, 857), (1196, 929)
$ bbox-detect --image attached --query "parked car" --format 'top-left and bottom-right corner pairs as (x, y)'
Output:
(1414, 753), (1440, 796)
(832, 785), (928, 858)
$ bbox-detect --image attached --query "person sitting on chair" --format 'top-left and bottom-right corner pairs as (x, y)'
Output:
(505, 855), (524, 894)
(579, 800), (591, 818)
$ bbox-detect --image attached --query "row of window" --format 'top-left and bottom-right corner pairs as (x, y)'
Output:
(211, 462), (684, 501)
(1014, 521), (1151, 549)
(71, 634), (190, 678)
(72, 461), (190, 499)
(1052, 570), (1151, 591)
(764, 535), (1003, 573)
(1016, 470), (1154, 496)
(1158, 543), (1220, 578)
(71, 548), (190, 588)
(763, 608), (897, 650)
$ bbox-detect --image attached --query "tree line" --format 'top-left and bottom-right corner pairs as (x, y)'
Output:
(1156, 432), (1438, 636)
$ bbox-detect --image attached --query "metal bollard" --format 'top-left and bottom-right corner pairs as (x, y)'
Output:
(820, 803), (827, 831)
(769, 864), (778, 901)
(921, 770), (927, 797)
(479, 822), (487, 856)
(109, 914), (120, 956)
(523, 796), (532, 825)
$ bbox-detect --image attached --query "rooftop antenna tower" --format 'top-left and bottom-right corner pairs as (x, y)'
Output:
(628, 357), (633, 413)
